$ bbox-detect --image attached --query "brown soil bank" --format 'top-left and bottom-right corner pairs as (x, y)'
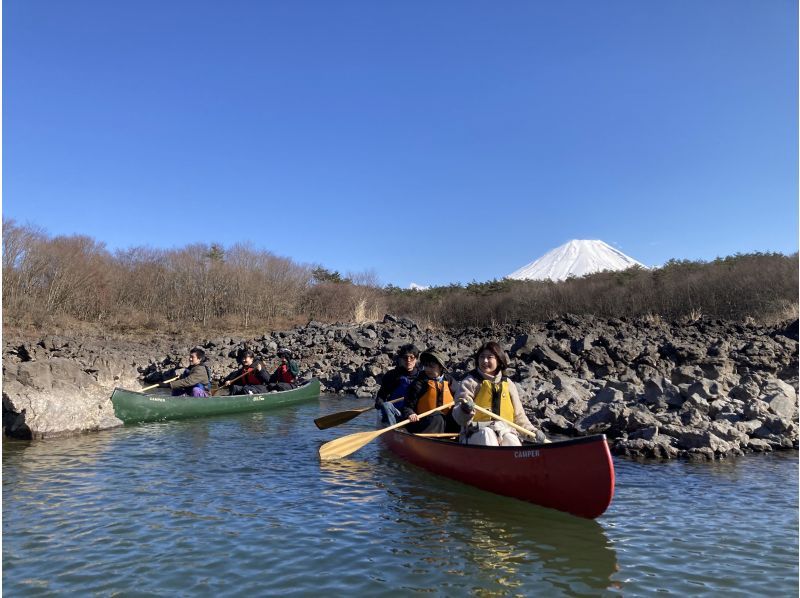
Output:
(3, 314), (797, 461)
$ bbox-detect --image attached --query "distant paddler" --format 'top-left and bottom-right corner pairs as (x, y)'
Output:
(268, 349), (300, 391)
(222, 350), (270, 396)
(166, 347), (212, 397)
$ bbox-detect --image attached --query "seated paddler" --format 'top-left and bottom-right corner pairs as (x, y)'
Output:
(453, 341), (547, 446)
(223, 349), (270, 395)
(400, 349), (459, 435)
(268, 349), (300, 391)
(168, 347), (212, 397)
(374, 343), (420, 425)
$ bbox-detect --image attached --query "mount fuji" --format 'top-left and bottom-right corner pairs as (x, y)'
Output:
(507, 240), (645, 282)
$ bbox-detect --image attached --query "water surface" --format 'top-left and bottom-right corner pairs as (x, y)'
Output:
(3, 395), (797, 596)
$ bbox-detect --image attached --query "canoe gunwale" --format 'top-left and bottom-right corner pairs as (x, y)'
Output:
(397, 429), (610, 451)
(112, 377), (320, 400)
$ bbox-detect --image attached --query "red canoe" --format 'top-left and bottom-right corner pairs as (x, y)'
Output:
(381, 432), (615, 519)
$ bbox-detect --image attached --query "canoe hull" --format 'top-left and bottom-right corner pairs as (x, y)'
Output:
(111, 379), (321, 423)
(381, 431), (615, 519)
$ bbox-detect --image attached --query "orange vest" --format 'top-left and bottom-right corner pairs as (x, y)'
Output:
(415, 379), (454, 413)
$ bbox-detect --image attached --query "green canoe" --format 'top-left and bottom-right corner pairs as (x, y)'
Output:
(111, 378), (321, 424)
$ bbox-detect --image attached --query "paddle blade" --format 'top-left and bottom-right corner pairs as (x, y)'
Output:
(313, 407), (372, 430)
(319, 429), (382, 461)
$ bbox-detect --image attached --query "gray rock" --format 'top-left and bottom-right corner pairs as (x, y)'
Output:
(761, 379), (798, 420)
(574, 403), (628, 434)
(747, 438), (773, 452)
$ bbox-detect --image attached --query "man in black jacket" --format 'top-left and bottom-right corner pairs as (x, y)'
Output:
(374, 344), (420, 424)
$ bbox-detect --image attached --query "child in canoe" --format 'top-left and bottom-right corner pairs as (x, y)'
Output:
(400, 349), (459, 435)
(453, 341), (546, 446)
(374, 343), (420, 425)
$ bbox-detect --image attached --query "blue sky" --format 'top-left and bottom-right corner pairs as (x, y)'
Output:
(4, 0), (797, 288)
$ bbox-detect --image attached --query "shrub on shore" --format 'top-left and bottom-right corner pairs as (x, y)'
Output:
(3, 219), (797, 334)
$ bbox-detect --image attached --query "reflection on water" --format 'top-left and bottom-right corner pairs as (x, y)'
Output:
(2, 395), (797, 597)
(320, 448), (618, 595)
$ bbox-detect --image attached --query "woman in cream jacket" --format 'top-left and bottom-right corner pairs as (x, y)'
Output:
(453, 341), (542, 446)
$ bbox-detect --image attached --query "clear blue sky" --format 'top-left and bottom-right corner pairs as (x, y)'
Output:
(4, 0), (797, 288)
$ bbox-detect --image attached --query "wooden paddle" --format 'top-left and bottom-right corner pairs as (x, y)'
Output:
(140, 376), (180, 393)
(211, 370), (250, 396)
(471, 404), (547, 441)
(319, 403), (452, 461)
(314, 397), (403, 430)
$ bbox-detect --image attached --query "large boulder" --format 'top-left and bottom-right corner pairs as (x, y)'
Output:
(3, 357), (132, 439)
(761, 379), (798, 420)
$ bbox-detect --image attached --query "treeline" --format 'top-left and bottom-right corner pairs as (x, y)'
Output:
(3, 219), (797, 333)
(385, 254), (798, 327)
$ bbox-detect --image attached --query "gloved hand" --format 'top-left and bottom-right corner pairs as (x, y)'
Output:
(375, 398), (385, 410)
(459, 399), (475, 415)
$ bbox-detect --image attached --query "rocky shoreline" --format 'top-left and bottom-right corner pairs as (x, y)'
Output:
(3, 314), (798, 460)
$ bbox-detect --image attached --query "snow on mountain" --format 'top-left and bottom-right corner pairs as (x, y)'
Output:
(507, 240), (645, 282)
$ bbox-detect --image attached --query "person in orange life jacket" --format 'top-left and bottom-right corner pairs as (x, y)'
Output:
(374, 344), (420, 425)
(223, 350), (270, 395)
(401, 350), (460, 435)
(269, 349), (300, 391)
(453, 341), (546, 446)
(168, 347), (212, 397)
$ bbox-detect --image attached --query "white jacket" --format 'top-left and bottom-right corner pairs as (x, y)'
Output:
(453, 369), (536, 432)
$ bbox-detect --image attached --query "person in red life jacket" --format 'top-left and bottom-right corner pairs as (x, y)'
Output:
(269, 349), (300, 391)
(401, 349), (459, 435)
(374, 344), (420, 425)
(168, 347), (212, 397)
(453, 341), (548, 446)
(223, 350), (270, 395)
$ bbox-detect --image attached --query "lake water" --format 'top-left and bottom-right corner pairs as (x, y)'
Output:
(3, 395), (798, 596)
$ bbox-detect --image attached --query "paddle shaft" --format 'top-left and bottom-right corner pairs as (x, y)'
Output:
(313, 397), (403, 430)
(376, 402), (451, 434)
(141, 376), (180, 393)
(318, 402), (452, 461)
(471, 404), (538, 439)
(212, 369), (252, 396)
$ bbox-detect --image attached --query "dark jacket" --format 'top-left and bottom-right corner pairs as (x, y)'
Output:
(225, 361), (270, 386)
(401, 372), (457, 420)
(376, 366), (418, 405)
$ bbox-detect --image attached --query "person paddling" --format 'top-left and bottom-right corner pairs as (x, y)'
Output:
(453, 341), (546, 445)
(400, 349), (459, 435)
(222, 350), (270, 395)
(374, 344), (420, 425)
(167, 347), (212, 397)
(269, 349), (300, 391)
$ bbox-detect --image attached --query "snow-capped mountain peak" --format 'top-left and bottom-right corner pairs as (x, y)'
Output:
(507, 240), (645, 281)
